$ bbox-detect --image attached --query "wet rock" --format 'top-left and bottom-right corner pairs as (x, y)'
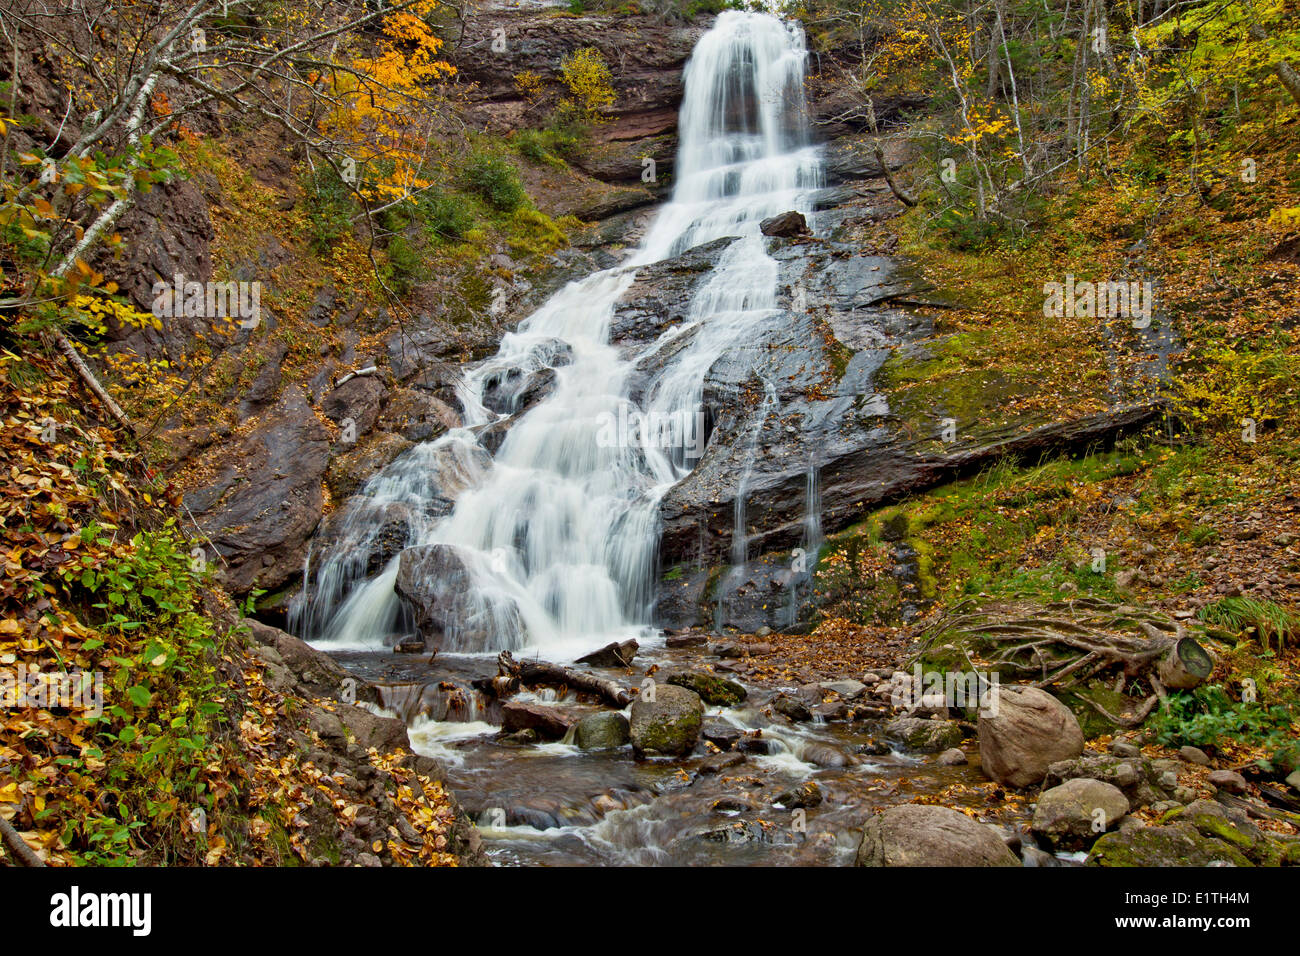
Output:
(800, 742), (856, 769)
(1032, 778), (1129, 843)
(978, 686), (1084, 788)
(857, 740), (893, 756)
(630, 684), (703, 757)
(772, 694), (812, 722)
(666, 631), (708, 649)
(702, 721), (743, 751)
(573, 711), (630, 750)
(738, 735), (775, 756)
(775, 781), (823, 809)
(812, 701), (849, 721)
(501, 701), (575, 741)
(377, 387), (459, 442)
(322, 374), (387, 437)
(884, 716), (963, 753)
(759, 210), (809, 238)
(711, 794), (758, 813)
(576, 639), (638, 668)
(856, 805), (1020, 867)
(666, 670), (747, 706)
(326, 431), (413, 500)
(699, 751), (746, 775)
(184, 387), (329, 594)
(394, 543), (524, 651)
(936, 748), (968, 766)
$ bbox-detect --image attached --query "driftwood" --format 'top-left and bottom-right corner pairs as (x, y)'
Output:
(482, 651), (631, 708)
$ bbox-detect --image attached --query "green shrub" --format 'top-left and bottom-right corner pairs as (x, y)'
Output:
(418, 190), (476, 243)
(384, 235), (426, 296)
(463, 154), (526, 213)
(1149, 683), (1298, 750)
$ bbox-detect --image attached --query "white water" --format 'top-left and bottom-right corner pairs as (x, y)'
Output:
(290, 11), (823, 660)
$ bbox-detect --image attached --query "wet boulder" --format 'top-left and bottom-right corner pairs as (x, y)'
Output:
(630, 684), (703, 757)
(759, 210), (809, 238)
(856, 805), (1020, 867)
(573, 711), (631, 750)
(501, 701), (574, 742)
(394, 544), (524, 652)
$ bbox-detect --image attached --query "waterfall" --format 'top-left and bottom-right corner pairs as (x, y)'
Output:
(289, 11), (823, 659)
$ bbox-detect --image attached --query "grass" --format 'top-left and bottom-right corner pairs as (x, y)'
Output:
(1200, 597), (1300, 654)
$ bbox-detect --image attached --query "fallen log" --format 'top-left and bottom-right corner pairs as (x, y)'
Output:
(484, 651), (631, 707)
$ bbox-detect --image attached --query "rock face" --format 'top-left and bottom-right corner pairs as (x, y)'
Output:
(1032, 778), (1129, 843)
(978, 686), (1084, 788)
(394, 544), (523, 652)
(629, 684), (703, 757)
(184, 387), (329, 594)
(573, 711), (631, 750)
(856, 805), (1020, 867)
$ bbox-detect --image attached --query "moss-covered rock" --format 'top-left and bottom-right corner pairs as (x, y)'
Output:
(1086, 822), (1254, 867)
(666, 670), (747, 706)
(629, 684), (703, 757)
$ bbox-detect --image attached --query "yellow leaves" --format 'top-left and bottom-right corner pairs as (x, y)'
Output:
(1268, 207), (1300, 229)
(559, 47), (616, 123)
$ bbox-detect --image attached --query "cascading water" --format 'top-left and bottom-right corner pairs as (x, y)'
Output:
(290, 10), (823, 660)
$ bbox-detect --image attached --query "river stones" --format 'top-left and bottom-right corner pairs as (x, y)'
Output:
(630, 684), (704, 757)
(884, 716), (963, 753)
(978, 686), (1083, 788)
(573, 711), (630, 750)
(576, 639), (639, 668)
(666, 670), (747, 706)
(856, 805), (1020, 867)
(1032, 778), (1129, 843)
(772, 694), (812, 722)
(501, 701), (575, 741)
(775, 781), (823, 809)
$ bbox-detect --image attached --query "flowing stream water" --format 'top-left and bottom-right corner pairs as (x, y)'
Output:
(288, 11), (1016, 865)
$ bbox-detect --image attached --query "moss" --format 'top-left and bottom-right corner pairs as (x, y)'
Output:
(1087, 823), (1254, 867)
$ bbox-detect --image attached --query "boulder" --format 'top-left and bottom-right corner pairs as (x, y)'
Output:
(884, 716), (963, 753)
(573, 711), (630, 750)
(978, 686), (1083, 788)
(321, 374), (387, 437)
(666, 670), (747, 706)
(772, 694), (812, 722)
(501, 701), (574, 741)
(775, 781), (823, 809)
(629, 684), (704, 757)
(576, 639), (638, 668)
(936, 748), (968, 766)
(1207, 770), (1248, 794)
(1032, 778), (1129, 842)
(759, 210), (809, 238)
(856, 805), (1020, 867)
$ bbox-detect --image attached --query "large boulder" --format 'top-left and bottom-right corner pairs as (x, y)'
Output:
(978, 686), (1083, 788)
(856, 805), (1020, 867)
(630, 684), (703, 757)
(1032, 778), (1129, 843)
(759, 210), (809, 238)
